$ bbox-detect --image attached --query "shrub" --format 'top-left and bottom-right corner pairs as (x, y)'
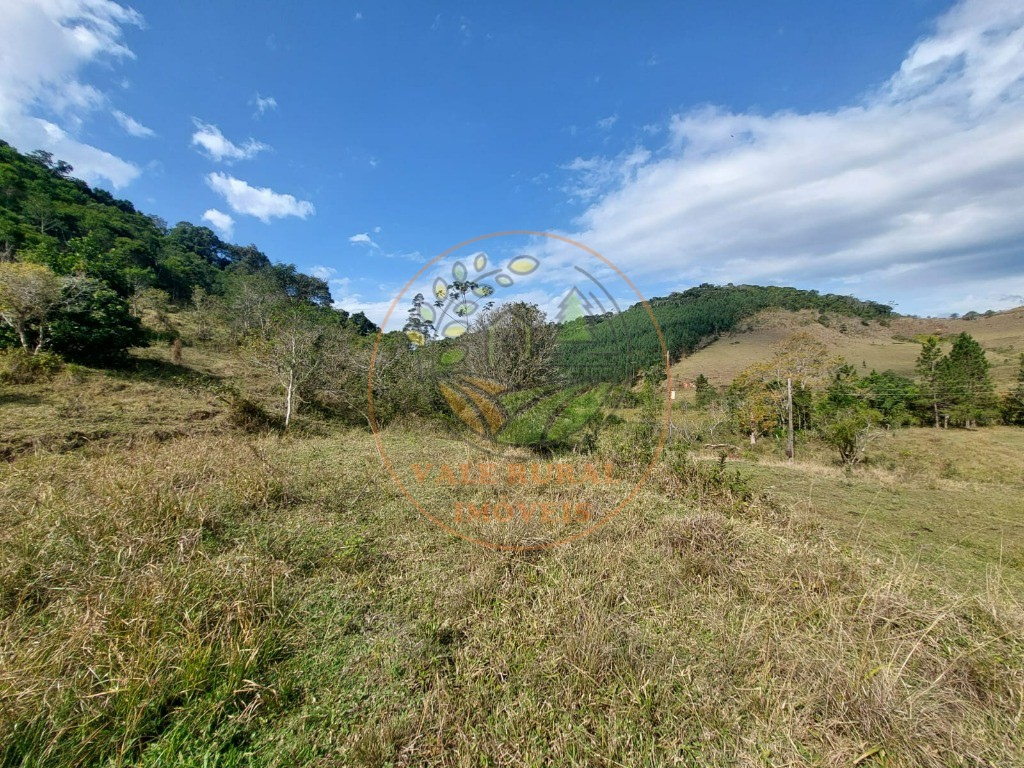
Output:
(0, 348), (63, 384)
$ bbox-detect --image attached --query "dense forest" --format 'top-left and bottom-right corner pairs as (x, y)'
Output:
(558, 283), (895, 383)
(0, 141), (376, 363)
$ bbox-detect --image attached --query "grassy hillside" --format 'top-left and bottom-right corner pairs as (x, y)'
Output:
(688, 426), (1024, 592)
(558, 284), (894, 383)
(2, 345), (1023, 766)
(670, 306), (1024, 395)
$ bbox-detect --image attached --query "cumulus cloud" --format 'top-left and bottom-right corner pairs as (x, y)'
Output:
(0, 0), (142, 187)
(561, 0), (1024, 315)
(253, 93), (277, 116)
(349, 232), (379, 248)
(191, 120), (269, 162)
(201, 208), (234, 238)
(205, 172), (315, 223)
(112, 109), (154, 137)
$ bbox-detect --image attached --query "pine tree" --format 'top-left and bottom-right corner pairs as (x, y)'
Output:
(694, 373), (714, 408)
(938, 332), (995, 428)
(1000, 353), (1024, 425)
(915, 336), (943, 428)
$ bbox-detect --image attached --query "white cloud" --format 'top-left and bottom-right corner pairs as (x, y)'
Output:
(330, 278), (396, 328)
(309, 265), (337, 280)
(0, 0), (142, 187)
(349, 232), (379, 248)
(112, 109), (154, 137)
(596, 114), (618, 130)
(201, 208), (235, 238)
(205, 172), (315, 223)
(253, 93), (277, 116)
(562, 147), (650, 202)
(560, 0), (1024, 315)
(347, 232), (424, 263)
(191, 120), (269, 162)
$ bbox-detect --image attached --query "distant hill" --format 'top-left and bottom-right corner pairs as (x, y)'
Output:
(557, 283), (895, 383)
(668, 305), (1024, 395)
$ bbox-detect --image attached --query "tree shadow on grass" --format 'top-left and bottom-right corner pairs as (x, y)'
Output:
(0, 391), (44, 407)
(107, 356), (224, 390)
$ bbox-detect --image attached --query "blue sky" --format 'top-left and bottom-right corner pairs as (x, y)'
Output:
(3, 0), (1024, 322)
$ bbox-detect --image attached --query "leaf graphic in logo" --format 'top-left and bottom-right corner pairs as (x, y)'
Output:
(405, 330), (425, 346)
(452, 261), (468, 281)
(440, 348), (465, 365)
(495, 274), (514, 288)
(442, 322), (467, 338)
(438, 382), (487, 436)
(433, 277), (448, 300)
(460, 376), (507, 395)
(472, 283), (494, 297)
(455, 301), (477, 317)
(439, 376), (509, 436)
(419, 304), (435, 323)
(473, 252), (488, 271)
(508, 255), (539, 275)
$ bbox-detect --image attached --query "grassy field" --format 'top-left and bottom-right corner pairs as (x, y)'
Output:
(2, 346), (1024, 766)
(695, 427), (1024, 593)
(670, 306), (1024, 394)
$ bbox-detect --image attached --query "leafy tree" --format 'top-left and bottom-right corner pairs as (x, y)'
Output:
(462, 301), (558, 390)
(728, 370), (783, 444)
(816, 404), (881, 466)
(861, 370), (918, 427)
(47, 278), (146, 363)
(0, 262), (65, 352)
(240, 304), (333, 429)
(726, 332), (839, 443)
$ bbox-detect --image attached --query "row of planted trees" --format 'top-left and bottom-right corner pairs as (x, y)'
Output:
(687, 331), (1022, 465)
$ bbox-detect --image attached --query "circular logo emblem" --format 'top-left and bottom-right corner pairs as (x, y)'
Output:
(369, 231), (669, 550)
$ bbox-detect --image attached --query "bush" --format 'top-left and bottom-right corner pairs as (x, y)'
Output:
(0, 348), (63, 384)
(48, 278), (147, 364)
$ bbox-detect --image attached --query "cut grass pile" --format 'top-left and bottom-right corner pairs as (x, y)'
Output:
(2, 423), (1023, 766)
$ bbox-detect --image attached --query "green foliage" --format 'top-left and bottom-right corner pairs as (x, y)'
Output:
(938, 332), (997, 427)
(915, 336), (944, 427)
(0, 348), (63, 384)
(816, 403), (882, 465)
(694, 372), (715, 408)
(47, 279), (146, 364)
(861, 369), (919, 427)
(1001, 354), (1024, 426)
(0, 140), (361, 367)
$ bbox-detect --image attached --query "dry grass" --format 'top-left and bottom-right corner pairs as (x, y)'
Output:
(1, 419), (1022, 766)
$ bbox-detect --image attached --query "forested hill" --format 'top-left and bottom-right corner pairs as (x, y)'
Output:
(557, 283), (895, 383)
(0, 140), (376, 360)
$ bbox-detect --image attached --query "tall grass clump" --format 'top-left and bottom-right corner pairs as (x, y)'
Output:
(0, 436), (295, 766)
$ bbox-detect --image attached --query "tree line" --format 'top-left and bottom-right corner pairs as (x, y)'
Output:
(689, 330), (1022, 465)
(0, 141), (376, 367)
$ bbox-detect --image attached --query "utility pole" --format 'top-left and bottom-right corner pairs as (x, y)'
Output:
(786, 377), (794, 461)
